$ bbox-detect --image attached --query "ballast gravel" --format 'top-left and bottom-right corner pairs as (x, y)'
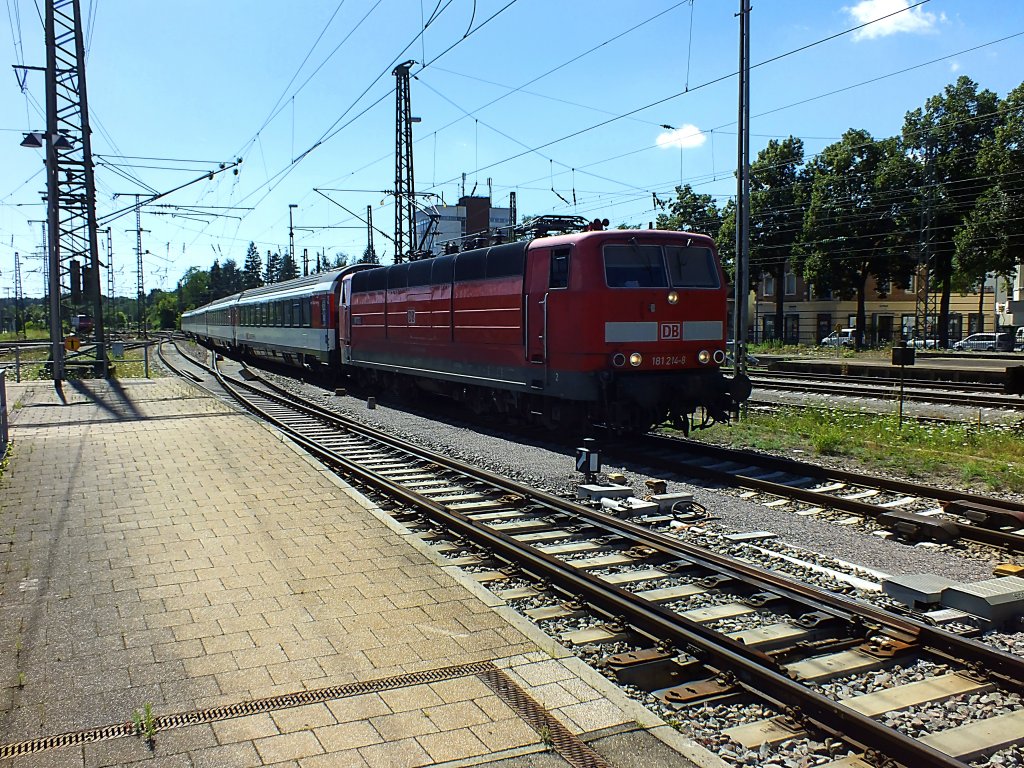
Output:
(266, 371), (998, 584)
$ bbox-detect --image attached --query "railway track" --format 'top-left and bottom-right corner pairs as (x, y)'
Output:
(749, 370), (1024, 411)
(163, 347), (1024, 768)
(626, 434), (1024, 554)
(753, 368), (1006, 394)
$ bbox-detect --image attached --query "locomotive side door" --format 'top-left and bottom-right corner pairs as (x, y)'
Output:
(524, 246), (570, 365)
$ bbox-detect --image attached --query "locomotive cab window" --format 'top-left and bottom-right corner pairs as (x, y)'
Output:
(549, 247), (570, 289)
(603, 243), (668, 288)
(665, 245), (720, 288)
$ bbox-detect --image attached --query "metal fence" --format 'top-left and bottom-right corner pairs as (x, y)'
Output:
(0, 340), (153, 381)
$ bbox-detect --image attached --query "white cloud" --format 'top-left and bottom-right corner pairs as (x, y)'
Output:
(950, 60), (961, 72)
(656, 124), (706, 150)
(844, 0), (939, 41)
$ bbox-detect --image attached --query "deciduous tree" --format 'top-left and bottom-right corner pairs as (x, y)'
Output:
(798, 129), (919, 348)
(903, 76), (999, 346)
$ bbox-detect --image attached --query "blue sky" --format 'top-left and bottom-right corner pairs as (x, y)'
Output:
(2, 0), (1023, 297)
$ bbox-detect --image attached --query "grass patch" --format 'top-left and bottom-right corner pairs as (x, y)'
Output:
(686, 406), (1024, 494)
(0, 348), (162, 380)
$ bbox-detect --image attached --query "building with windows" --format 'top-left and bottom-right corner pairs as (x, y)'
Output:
(414, 195), (512, 256)
(748, 260), (1018, 347)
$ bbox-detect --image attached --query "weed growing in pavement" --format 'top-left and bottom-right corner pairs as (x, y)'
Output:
(16, 672), (25, 688)
(131, 703), (157, 748)
(682, 406), (1024, 493)
(538, 724), (554, 749)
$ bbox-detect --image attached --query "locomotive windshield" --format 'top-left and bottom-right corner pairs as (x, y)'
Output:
(603, 242), (720, 288)
(665, 245), (720, 288)
(603, 244), (668, 287)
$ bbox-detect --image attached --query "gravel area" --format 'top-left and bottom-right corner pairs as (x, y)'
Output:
(263, 370), (1000, 586)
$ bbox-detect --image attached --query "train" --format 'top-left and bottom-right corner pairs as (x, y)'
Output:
(182, 222), (751, 433)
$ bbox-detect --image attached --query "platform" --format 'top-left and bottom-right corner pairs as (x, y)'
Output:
(0, 378), (716, 767)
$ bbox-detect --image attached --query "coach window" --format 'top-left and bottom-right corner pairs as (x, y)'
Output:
(292, 301), (301, 326)
(302, 300), (311, 327)
(549, 247), (570, 289)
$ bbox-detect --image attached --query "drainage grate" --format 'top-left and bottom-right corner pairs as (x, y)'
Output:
(0, 660), (494, 759)
(479, 666), (612, 768)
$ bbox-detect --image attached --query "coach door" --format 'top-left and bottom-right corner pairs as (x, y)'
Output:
(524, 246), (569, 365)
(339, 281), (352, 361)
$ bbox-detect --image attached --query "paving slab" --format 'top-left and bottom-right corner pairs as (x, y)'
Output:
(0, 378), (717, 767)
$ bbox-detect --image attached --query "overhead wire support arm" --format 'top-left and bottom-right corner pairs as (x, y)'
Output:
(313, 188), (395, 244)
(99, 159), (243, 226)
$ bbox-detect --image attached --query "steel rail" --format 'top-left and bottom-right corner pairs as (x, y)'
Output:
(752, 369), (1003, 393)
(751, 377), (1023, 410)
(211, 371), (981, 768)
(237, 369), (1024, 688)
(632, 434), (1024, 552)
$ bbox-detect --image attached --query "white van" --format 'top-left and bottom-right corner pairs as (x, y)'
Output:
(821, 328), (855, 348)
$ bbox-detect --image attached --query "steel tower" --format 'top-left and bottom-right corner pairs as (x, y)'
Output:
(393, 61), (416, 263)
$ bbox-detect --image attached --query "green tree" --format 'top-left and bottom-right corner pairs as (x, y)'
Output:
(208, 259), (224, 299)
(955, 80), (1024, 324)
(326, 252), (349, 269)
(746, 137), (808, 339)
(903, 76), (1000, 346)
(655, 184), (722, 237)
(177, 267), (210, 312)
(279, 250), (299, 281)
(242, 242), (263, 289)
(798, 129), (919, 348)
(715, 198), (737, 283)
(221, 258), (243, 295)
(358, 245), (378, 265)
(144, 289), (177, 330)
(265, 250), (281, 284)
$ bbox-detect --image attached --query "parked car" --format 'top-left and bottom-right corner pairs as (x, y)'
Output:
(953, 332), (1015, 351)
(725, 341), (760, 367)
(821, 328), (855, 348)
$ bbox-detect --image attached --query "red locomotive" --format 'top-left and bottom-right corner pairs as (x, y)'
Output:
(184, 221), (750, 433)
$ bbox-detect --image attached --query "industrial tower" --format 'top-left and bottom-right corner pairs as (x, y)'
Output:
(393, 61), (417, 263)
(40, 0), (106, 377)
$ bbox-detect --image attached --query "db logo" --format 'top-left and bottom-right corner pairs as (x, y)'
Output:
(660, 322), (681, 340)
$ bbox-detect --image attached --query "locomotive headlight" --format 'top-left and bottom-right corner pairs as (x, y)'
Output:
(713, 349), (726, 364)
(667, 290), (679, 305)
(629, 352), (643, 367)
(612, 353), (626, 367)
(697, 349), (711, 364)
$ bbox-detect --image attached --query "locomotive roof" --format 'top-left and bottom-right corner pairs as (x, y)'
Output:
(531, 228), (716, 248)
